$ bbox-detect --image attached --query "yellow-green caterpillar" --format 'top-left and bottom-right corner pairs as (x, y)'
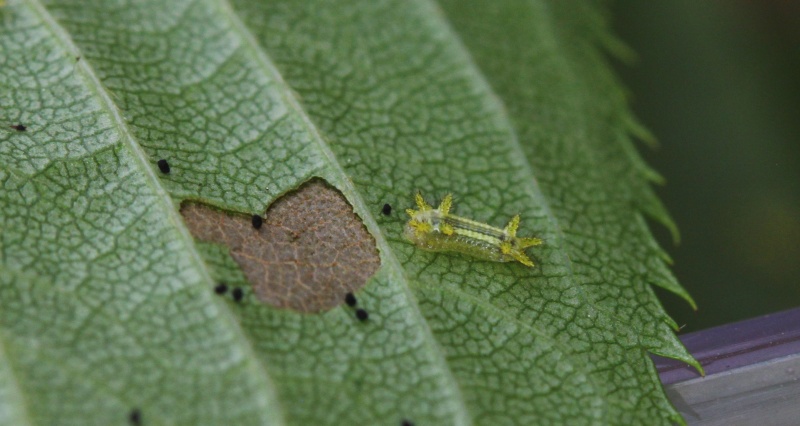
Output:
(404, 193), (543, 267)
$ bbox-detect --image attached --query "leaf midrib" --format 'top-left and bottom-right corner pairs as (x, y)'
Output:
(0, 325), (34, 426)
(24, 0), (285, 423)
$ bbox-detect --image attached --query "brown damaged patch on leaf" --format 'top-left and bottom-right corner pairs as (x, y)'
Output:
(181, 179), (380, 312)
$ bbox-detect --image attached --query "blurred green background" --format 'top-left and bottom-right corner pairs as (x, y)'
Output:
(612, 1), (800, 331)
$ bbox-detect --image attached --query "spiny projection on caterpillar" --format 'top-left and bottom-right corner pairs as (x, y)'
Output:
(404, 193), (543, 267)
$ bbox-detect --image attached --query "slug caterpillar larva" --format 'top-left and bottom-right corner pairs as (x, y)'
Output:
(404, 193), (543, 267)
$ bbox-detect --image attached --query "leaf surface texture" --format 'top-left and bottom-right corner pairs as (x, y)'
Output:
(0, 0), (696, 424)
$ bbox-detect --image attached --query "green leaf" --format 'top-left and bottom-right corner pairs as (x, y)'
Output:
(0, 0), (699, 424)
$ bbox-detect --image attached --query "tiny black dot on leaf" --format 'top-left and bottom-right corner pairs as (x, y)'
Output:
(129, 408), (141, 425)
(382, 203), (392, 216)
(400, 420), (414, 426)
(232, 287), (244, 302)
(344, 292), (357, 307)
(356, 308), (368, 321)
(11, 124), (26, 132)
(251, 214), (263, 229)
(157, 159), (170, 174)
(214, 283), (228, 295)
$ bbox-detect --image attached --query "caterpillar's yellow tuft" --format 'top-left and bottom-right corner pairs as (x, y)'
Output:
(404, 193), (543, 267)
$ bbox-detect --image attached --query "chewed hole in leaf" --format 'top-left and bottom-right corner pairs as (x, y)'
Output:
(180, 179), (380, 313)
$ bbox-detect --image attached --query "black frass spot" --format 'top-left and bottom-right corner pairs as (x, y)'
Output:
(251, 214), (263, 229)
(157, 159), (170, 174)
(232, 287), (244, 302)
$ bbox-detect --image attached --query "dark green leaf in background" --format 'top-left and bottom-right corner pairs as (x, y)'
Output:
(0, 0), (699, 424)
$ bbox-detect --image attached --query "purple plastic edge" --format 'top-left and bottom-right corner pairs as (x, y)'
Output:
(654, 306), (800, 385)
